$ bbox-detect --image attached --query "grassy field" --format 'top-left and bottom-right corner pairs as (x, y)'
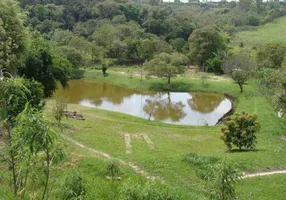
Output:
(43, 69), (286, 199)
(2, 67), (285, 199)
(230, 17), (286, 57)
(231, 17), (286, 48)
(236, 174), (286, 200)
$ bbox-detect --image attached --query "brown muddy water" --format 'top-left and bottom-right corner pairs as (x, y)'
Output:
(54, 80), (232, 126)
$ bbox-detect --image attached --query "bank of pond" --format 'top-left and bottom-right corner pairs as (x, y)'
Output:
(54, 80), (232, 126)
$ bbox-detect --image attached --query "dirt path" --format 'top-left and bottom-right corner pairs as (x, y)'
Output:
(243, 169), (286, 178)
(142, 134), (155, 149)
(61, 134), (162, 182)
(124, 133), (132, 155)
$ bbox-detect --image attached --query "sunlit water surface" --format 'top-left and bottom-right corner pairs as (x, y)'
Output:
(54, 80), (232, 126)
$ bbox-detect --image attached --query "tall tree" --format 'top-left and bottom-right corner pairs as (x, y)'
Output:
(19, 37), (72, 97)
(188, 26), (227, 70)
(0, 0), (28, 74)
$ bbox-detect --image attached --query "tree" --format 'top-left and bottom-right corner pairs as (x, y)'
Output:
(221, 112), (260, 151)
(144, 53), (189, 85)
(19, 37), (72, 97)
(0, 0), (28, 74)
(257, 43), (286, 69)
(13, 106), (61, 200)
(188, 27), (227, 70)
(223, 55), (255, 92)
(0, 78), (44, 120)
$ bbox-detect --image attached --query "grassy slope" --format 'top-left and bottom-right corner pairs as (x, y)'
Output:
(230, 17), (286, 56)
(236, 174), (286, 200)
(232, 17), (286, 47)
(46, 69), (286, 199)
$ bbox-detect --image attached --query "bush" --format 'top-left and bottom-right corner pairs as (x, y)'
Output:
(106, 159), (120, 181)
(182, 153), (219, 167)
(53, 100), (67, 124)
(0, 78), (44, 120)
(120, 181), (180, 200)
(199, 158), (241, 200)
(206, 57), (224, 74)
(62, 172), (86, 200)
(221, 112), (260, 151)
(248, 15), (260, 26)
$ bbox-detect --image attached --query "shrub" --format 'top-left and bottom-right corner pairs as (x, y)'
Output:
(206, 57), (224, 74)
(106, 159), (120, 181)
(199, 158), (241, 200)
(53, 100), (67, 124)
(120, 181), (180, 200)
(182, 153), (219, 167)
(221, 112), (260, 151)
(62, 172), (86, 200)
(102, 63), (108, 76)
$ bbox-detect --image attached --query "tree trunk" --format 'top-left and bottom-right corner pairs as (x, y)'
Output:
(239, 83), (243, 93)
(167, 76), (171, 85)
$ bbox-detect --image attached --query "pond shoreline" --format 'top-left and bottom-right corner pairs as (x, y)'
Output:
(56, 78), (234, 126)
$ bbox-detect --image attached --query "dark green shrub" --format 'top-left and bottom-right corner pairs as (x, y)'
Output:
(106, 159), (120, 181)
(206, 57), (224, 74)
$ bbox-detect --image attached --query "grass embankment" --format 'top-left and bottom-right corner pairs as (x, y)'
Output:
(231, 17), (286, 55)
(44, 68), (286, 199)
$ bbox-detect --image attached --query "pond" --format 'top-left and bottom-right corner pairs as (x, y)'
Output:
(54, 80), (232, 126)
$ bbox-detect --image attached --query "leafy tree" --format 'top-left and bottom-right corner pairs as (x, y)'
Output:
(202, 158), (241, 200)
(13, 106), (60, 200)
(188, 26), (227, 70)
(0, 78), (44, 120)
(56, 46), (83, 70)
(257, 43), (286, 69)
(221, 112), (260, 151)
(169, 38), (187, 53)
(223, 55), (255, 92)
(0, 0), (28, 74)
(19, 37), (72, 97)
(144, 53), (189, 84)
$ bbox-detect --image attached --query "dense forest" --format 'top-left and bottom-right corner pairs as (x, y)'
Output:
(1, 0), (286, 199)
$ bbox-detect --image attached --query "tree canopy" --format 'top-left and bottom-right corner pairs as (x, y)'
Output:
(144, 52), (189, 84)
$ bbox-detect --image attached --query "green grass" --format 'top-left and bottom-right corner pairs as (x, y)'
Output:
(236, 174), (286, 200)
(230, 17), (286, 56)
(2, 68), (286, 199)
(232, 17), (286, 48)
(45, 69), (286, 199)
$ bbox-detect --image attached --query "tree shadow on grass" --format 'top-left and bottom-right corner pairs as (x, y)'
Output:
(72, 69), (85, 79)
(148, 81), (195, 92)
(227, 148), (266, 153)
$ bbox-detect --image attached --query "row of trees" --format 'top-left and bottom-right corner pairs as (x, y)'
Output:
(15, 0), (286, 66)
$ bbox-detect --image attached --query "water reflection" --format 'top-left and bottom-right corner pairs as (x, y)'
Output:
(54, 80), (232, 125)
(143, 93), (186, 122)
(188, 93), (224, 113)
